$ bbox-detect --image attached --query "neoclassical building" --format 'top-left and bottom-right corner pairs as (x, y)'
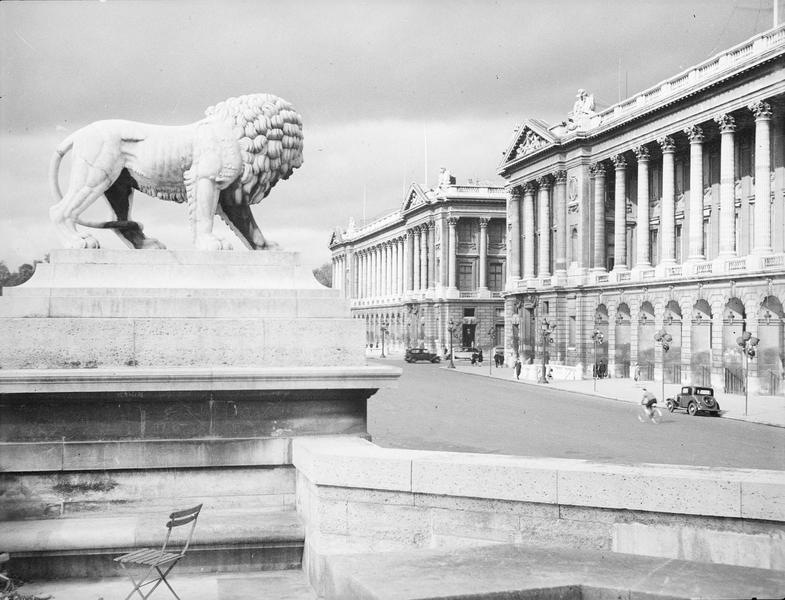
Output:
(329, 173), (507, 354)
(499, 25), (785, 395)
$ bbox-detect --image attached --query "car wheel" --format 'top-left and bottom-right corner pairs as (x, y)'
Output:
(687, 402), (698, 416)
(665, 399), (675, 413)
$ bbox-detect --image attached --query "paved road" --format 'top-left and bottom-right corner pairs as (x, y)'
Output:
(368, 358), (785, 471)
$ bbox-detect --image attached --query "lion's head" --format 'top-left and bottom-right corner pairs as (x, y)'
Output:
(205, 93), (304, 206)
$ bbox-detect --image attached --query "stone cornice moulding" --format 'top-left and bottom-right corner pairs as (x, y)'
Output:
(0, 366), (402, 395)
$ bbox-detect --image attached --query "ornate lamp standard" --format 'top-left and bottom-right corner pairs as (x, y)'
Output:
(591, 329), (604, 391)
(487, 325), (495, 376)
(737, 331), (760, 416)
(538, 320), (557, 383)
(653, 328), (673, 403)
(447, 319), (457, 369)
(380, 320), (389, 358)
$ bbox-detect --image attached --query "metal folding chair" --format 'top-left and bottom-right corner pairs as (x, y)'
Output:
(115, 504), (203, 600)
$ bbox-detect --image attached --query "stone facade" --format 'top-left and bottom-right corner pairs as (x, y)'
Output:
(499, 25), (785, 395)
(329, 176), (507, 355)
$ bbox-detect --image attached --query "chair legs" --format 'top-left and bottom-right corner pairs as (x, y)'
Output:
(120, 561), (180, 600)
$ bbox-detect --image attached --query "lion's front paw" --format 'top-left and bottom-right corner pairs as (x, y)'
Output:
(66, 234), (100, 249)
(196, 234), (233, 251)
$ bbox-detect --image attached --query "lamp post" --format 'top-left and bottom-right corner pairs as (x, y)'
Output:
(488, 326), (495, 376)
(380, 320), (389, 358)
(447, 319), (456, 369)
(538, 320), (557, 383)
(653, 328), (673, 403)
(737, 331), (759, 416)
(591, 329), (604, 391)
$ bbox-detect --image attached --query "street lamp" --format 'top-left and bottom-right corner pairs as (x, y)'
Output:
(488, 325), (495, 376)
(737, 331), (760, 416)
(447, 319), (457, 369)
(380, 320), (389, 358)
(653, 327), (673, 403)
(591, 329), (604, 391)
(538, 320), (557, 384)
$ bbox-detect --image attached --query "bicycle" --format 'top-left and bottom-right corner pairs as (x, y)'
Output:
(637, 403), (663, 424)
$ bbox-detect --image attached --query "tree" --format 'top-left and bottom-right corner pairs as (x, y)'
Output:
(0, 255), (48, 289)
(312, 262), (332, 287)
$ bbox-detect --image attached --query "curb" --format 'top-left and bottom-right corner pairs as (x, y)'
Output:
(443, 364), (785, 429)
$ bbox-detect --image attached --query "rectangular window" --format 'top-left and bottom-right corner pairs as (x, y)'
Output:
(458, 262), (474, 290)
(495, 308), (505, 318)
(463, 307), (475, 317)
(650, 228), (659, 265)
(675, 224), (682, 263)
(568, 315), (576, 347)
(495, 324), (505, 347)
(488, 262), (503, 290)
(488, 221), (504, 245)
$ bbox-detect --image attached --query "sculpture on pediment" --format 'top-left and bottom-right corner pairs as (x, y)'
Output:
(566, 89), (596, 130)
(438, 167), (456, 188)
(514, 129), (547, 158)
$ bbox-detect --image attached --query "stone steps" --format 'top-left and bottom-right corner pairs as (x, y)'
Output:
(2, 508), (304, 579)
(319, 543), (785, 599)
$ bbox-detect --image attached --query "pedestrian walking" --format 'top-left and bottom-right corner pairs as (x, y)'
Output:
(513, 356), (522, 380)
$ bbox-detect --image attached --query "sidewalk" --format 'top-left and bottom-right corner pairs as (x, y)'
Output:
(449, 362), (785, 428)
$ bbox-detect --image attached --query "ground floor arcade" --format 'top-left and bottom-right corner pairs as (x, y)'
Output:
(504, 274), (785, 396)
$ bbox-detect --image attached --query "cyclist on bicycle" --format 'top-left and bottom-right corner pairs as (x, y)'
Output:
(641, 388), (657, 418)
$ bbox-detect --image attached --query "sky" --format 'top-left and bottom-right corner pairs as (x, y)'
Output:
(0, 0), (778, 270)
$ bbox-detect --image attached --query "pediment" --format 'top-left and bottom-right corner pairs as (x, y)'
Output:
(500, 120), (556, 166)
(401, 183), (431, 212)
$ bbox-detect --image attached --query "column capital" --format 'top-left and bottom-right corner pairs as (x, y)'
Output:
(589, 162), (606, 178)
(633, 145), (650, 162)
(536, 174), (553, 189)
(507, 185), (522, 200)
(552, 169), (567, 183)
(657, 136), (676, 153)
(714, 114), (737, 133)
(611, 154), (627, 170)
(426, 218), (436, 230)
(479, 216), (491, 228)
(683, 124), (705, 143)
(447, 216), (459, 227)
(748, 100), (772, 120)
(522, 181), (537, 195)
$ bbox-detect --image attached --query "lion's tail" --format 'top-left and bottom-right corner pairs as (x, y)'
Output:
(49, 135), (75, 202)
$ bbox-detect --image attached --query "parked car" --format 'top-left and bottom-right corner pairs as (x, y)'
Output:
(665, 386), (721, 416)
(453, 346), (480, 360)
(405, 348), (441, 363)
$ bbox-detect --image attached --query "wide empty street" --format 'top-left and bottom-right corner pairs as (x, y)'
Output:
(368, 359), (784, 471)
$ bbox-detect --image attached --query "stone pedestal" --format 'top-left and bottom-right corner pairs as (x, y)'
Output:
(0, 249), (399, 576)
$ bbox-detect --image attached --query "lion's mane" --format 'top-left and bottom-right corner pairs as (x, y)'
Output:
(205, 93), (304, 206)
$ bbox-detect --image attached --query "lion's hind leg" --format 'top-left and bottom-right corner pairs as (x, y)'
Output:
(50, 150), (118, 249)
(104, 171), (166, 249)
(218, 188), (274, 250)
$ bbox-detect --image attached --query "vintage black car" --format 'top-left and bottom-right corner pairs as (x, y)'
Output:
(405, 348), (441, 363)
(665, 386), (721, 416)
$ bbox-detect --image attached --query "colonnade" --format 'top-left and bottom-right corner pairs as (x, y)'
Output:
(507, 99), (777, 280)
(332, 216), (501, 301)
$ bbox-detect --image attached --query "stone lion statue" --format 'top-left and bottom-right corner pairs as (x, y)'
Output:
(49, 93), (304, 251)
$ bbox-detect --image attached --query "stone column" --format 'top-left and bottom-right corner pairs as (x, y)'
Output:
(537, 175), (552, 277)
(715, 114), (737, 257)
(553, 170), (568, 276)
(611, 154), (628, 271)
(634, 146), (651, 267)
(522, 182), (536, 279)
(447, 216), (458, 291)
(590, 162), (607, 271)
(380, 244), (387, 298)
(428, 220), (436, 290)
(368, 248), (374, 298)
(658, 136), (676, 265)
(413, 228), (422, 293)
(399, 238), (406, 295)
(420, 225), (428, 290)
(508, 187), (522, 281)
(750, 100), (773, 255)
(404, 232), (413, 294)
(361, 252), (367, 298)
(685, 125), (705, 261)
(479, 217), (489, 291)
(393, 239), (400, 297)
